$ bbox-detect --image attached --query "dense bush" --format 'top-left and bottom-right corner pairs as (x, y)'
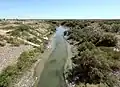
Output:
(77, 42), (96, 52)
(76, 83), (109, 87)
(68, 46), (120, 86)
(63, 20), (90, 29)
(111, 24), (120, 33)
(65, 20), (120, 87)
(96, 34), (117, 47)
(67, 26), (117, 47)
(100, 21), (120, 33)
(101, 24), (111, 32)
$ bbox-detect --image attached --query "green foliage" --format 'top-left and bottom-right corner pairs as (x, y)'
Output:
(65, 20), (120, 87)
(27, 37), (41, 44)
(0, 66), (18, 87)
(6, 37), (24, 46)
(69, 48), (110, 83)
(76, 83), (108, 87)
(0, 49), (38, 87)
(0, 22), (8, 25)
(67, 26), (117, 47)
(77, 42), (96, 52)
(7, 25), (31, 37)
(62, 20), (90, 28)
(101, 24), (111, 32)
(96, 34), (117, 47)
(49, 25), (56, 32)
(68, 46), (120, 86)
(111, 24), (120, 33)
(100, 21), (120, 33)
(2, 26), (15, 30)
(17, 50), (37, 70)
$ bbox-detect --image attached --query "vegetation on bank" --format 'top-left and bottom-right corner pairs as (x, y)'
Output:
(0, 48), (41, 87)
(62, 20), (120, 87)
(0, 21), (55, 47)
(0, 21), (55, 87)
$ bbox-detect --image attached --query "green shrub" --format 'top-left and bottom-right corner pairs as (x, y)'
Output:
(2, 26), (15, 30)
(27, 37), (41, 44)
(0, 22), (8, 25)
(7, 25), (31, 37)
(66, 20), (120, 87)
(7, 37), (23, 46)
(78, 42), (96, 52)
(100, 23), (120, 33)
(0, 49), (38, 87)
(0, 65), (18, 87)
(68, 48), (119, 86)
(96, 34), (117, 47)
(68, 26), (117, 47)
(111, 24), (120, 33)
(76, 83), (108, 87)
(101, 24), (111, 32)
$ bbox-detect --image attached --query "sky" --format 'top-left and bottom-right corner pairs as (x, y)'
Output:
(0, 0), (120, 19)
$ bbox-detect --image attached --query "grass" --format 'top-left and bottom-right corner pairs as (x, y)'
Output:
(0, 48), (42, 87)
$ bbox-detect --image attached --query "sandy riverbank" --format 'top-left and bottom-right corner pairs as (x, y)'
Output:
(33, 34), (55, 87)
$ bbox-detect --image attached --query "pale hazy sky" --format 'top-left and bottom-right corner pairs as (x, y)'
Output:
(0, 0), (120, 19)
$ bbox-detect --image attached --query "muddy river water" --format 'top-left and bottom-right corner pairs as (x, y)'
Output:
(37, 26), (70, 87)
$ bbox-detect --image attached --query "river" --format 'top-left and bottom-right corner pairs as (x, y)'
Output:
(37, 26), (70, 87)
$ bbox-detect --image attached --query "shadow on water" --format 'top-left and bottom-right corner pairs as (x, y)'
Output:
(37, 26), (68, 87)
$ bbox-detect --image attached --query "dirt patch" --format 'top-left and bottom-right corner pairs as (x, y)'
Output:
(0, 45), (32, 73)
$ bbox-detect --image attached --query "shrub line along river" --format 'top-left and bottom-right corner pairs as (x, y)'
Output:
(37, 26), (71, 87)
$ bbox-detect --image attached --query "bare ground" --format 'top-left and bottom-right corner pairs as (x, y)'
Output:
(0, 20), (54, 87)
(13, 34), (54, 87)
(0, 45), (32, 73)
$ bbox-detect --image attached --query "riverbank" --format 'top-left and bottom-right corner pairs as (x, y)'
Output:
(33, 34), (55, 87)
(0, 20), (56, 87)
(61, 20), (120, 87)
(64, 40), (73, 87)
(35, 26), (69, 87)
(12, 33), (55, 87)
